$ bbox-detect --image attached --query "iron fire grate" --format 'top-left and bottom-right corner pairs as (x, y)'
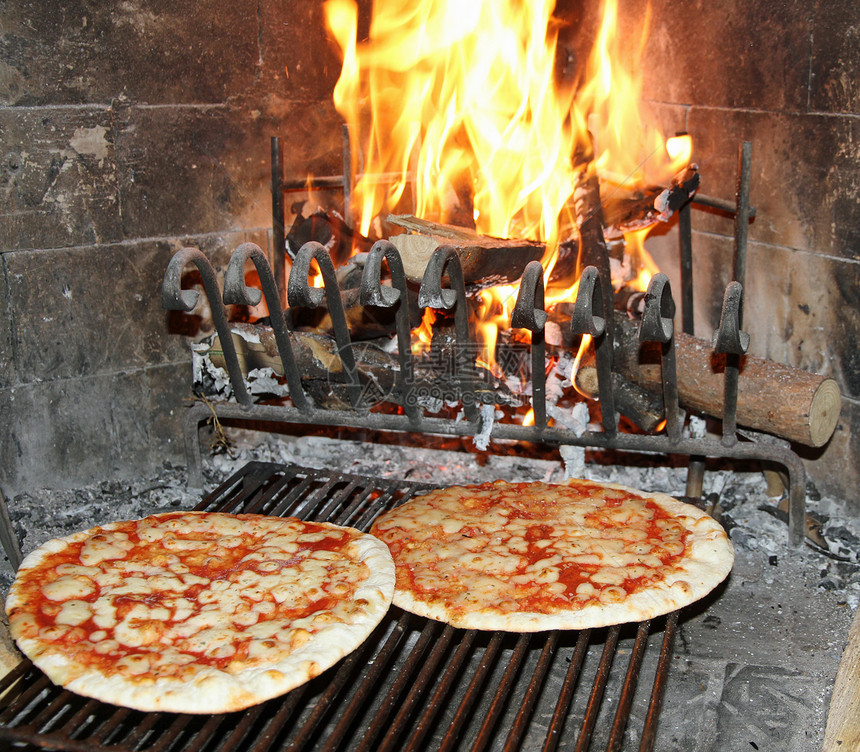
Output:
(0, 461), (680, 752)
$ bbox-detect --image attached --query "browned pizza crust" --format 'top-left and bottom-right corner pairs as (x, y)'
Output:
(370, 479), (733, 631)
(6, 512), (395, 713)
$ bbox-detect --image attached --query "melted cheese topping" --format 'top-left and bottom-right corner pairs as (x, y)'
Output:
(370, 480), (693, 618)
(8, 512), (373, 680)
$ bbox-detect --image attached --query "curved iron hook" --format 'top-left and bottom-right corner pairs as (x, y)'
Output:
(511, 261), (548, 332)
(223, 242), (310, 412)
(511, 260), (547, 430)
(639, 273), (676, 344)
(640, 273), (681, 442)
(361, 240), (419, 423)
(161, 247), (251, 407)
(569, 265), (606, 338)
(713, 280), (749, 447)
(418, 247), (478, 421)
(288, 241), (360, 407)
(569, 265), (616, 436)
(713, 281), (750, 355)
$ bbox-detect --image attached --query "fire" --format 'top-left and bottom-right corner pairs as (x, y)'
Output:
(325, 0), (686, 250)
(412, 307), (437, 353)
(324, 0), (690, 413)
(623, 227), (661, 291)
(475, 285), (520, 375)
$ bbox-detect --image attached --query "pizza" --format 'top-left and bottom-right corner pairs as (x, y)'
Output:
(5, 511), (394, 713)
(369, 479), (733, 631)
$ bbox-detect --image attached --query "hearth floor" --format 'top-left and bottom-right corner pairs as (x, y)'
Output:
(0, 432), (857, 751)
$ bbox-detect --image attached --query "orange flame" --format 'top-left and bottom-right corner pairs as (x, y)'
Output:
(326, 0), (686, 248)
(325, 0), (690, 383)
(411, 307), (437, 354)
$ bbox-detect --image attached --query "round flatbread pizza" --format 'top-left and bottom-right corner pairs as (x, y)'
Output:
(5, 511), (395, 713)
(369, 479), (733, 632)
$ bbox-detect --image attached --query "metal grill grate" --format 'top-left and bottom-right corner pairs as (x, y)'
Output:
(0, 461), (679, 752)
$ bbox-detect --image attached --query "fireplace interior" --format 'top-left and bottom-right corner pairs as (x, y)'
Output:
(1, 0), (859, 750)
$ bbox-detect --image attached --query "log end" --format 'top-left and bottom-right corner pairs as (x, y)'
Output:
(809, 378), (842, 447)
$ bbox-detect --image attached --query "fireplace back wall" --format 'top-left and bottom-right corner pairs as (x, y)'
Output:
(1, 1), (858, 506)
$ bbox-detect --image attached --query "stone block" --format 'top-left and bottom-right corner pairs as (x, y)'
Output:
(804, 397), (860, 505)
(645, 227), (733, 338)
(5, 228), (281, 389)
(258, 0), (346, 102)
(145, 362), (194, 466)
(0, 0), (259, 106)
(686, 108), (860, 262)
(810, 2), (860, 114)
(556, 0), (811, 114)
(646, 0), (811, 113)
(0, 263), (12, 389)
(5, 242), (185, 385)
(0, 106), (122, 250)
(746, 246), (860, 398)
(0, 372), (154, 493)
(114, 100), (344, 240)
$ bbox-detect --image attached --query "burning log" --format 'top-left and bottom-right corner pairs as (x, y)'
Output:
(286, 209), (373, 265)
(197, 323), (519, 411)
(574, 363), (666, 433)
(569, 148), (614, 335)
(610, 312), (842, 447)
(385, 214), (544, 288)
(601, 167), (701, 237)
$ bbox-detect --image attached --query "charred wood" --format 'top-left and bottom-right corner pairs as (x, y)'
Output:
(574, 363), (666, 433)
(386, 214), (544, 288)
(199, 323), (518, 411)
(286, 209), (374, 265)
(602, 167), (700, 238)
(569, 147), (614, 340)
(293, 288), (423, 341)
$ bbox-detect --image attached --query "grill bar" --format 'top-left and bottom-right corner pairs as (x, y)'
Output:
(542, 629), (592, 752)
(575, 625), (622, 752)
(473, 633), (532, 752)
(403, 628), (479, 752)
(356, 618), (445, 752)
(319, 612), (415, 752)
(504, 631), (561, 752)
(0, 462), (682, 752)
(375, 624), (458, 752)
(638, 611), (679, 752)
(439, 631), (507, 752)
(606, 620), (652, 752)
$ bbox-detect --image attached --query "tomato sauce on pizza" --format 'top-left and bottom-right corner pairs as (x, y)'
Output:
(370, 479), (733, 632)
(6, 511), (395, 713)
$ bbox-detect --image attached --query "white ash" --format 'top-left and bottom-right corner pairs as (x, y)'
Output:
(560, 444), (586, 477)
(473, 404), (497, 451)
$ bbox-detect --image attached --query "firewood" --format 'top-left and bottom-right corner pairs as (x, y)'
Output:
(385, 214), (544, 288)
(574, 364), (666, 433)
(570, 149), (614, 339)
(611, 312), (841, 447)
(200, 323), (519, 410)
(601, 167), (701, 237)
